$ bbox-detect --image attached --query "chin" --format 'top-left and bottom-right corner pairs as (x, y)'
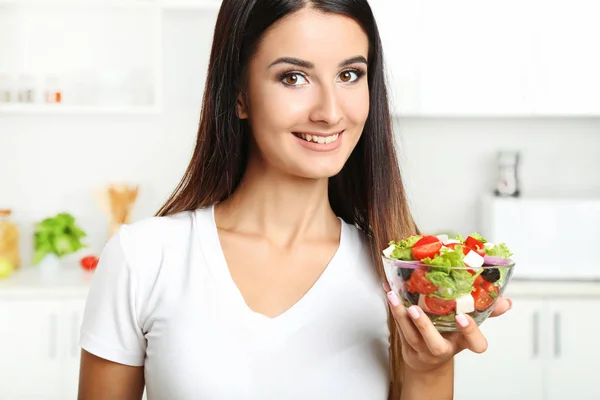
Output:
(292, 163), (345, 180)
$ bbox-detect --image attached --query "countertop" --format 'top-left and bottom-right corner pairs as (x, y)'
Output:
(2, 266), (600, 298)
(0, 266), (94, 297)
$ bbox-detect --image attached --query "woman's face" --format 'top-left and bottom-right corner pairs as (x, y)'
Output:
(238, 8), (370, 179)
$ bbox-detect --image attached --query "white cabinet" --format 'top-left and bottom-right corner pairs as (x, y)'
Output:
(370, 0), (423, 116)
(418, 0), (534, 116)
(0, 0), (162, 115)
(455, 295), (600, 400)
(532, 0), (600, 115)
(372, 0), (600, 116)
(0, 295), (87, 400)
(454, 298), (545, 400)
(0, 299), (64, 399)
(545, 299), (597, 400)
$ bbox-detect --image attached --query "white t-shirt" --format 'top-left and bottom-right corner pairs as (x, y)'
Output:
(80, 205), (390, 399)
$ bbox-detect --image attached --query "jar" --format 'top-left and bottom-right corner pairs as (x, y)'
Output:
(0, 209), (20, 269)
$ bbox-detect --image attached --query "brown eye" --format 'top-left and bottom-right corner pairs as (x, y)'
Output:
(285, 74), (299, 85)
(336, 70), (362, 83)
(281, 73), (307, 86)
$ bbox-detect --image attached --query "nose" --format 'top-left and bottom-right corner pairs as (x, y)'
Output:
(309, 85), (343, 126)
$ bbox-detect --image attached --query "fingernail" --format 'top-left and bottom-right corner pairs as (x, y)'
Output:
(407, 306), (420, 319)
(382, 282), (391, 292)
(456, 313), (469, 327)
(387, 291), (400, 307)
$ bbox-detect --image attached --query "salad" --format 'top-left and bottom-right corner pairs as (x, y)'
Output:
(382, 232), (514, 327)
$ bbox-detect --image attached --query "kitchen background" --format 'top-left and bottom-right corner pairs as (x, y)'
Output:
(1, 0), (599, 399)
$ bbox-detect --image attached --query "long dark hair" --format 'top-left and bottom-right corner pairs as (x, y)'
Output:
(156, 0), (417, 396)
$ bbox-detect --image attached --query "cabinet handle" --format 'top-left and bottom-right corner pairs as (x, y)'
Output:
(49, 313), (57, 359)
(532, 311), (539, 358)
(71, 311), (79, 357)
(554, 312), (561, 358)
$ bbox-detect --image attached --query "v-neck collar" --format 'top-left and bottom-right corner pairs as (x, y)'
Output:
(198, 204), (346, 329)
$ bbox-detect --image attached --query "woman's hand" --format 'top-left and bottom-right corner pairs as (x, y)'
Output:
(384, 283), (512, 373)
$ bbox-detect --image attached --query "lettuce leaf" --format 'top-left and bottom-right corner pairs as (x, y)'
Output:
(422, 247), (466, 269)
(427, 268), (479, 299)
(470, 232), (488, 243)
(388, 235), (422, 261)
(486, 242), (513, 259)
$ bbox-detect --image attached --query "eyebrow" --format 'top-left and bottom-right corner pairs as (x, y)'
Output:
(268, 55), (368, 69)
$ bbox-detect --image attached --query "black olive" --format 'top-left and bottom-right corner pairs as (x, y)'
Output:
(398, 267), (413, 281)
(481, 268), (500, 283)
(405, 291), (420, 306)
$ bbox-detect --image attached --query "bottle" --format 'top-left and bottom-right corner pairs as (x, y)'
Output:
(0, 73), (13, 103)
(17, 74), (36, 103)
(44, 75), (62, 104)
(0, 209), (20, 269)
(494, 151), (520, 197)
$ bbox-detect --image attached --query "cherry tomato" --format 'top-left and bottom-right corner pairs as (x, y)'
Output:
(80, 255), (99, 271)
(466, 236), (485, 252)
(482, 281), (499, 293)
(411, 236), (442, 260)
(472, 287), (494, 311)
(474, 275), (485, 288)
(424, 296), (456, 315)
(406, 268), (438, 295)
(446, 243), (470, 256)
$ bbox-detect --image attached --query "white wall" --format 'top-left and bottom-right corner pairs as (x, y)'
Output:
(396, 117), (600, 235)
(1, 11), (599, 267)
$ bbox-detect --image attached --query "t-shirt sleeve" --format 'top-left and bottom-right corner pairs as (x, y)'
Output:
(80, 227), (146, 366)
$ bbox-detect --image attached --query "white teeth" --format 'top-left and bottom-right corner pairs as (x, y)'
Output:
(298, 132), (340, 144)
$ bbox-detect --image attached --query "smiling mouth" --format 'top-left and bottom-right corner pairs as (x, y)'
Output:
(292, 131), (343, 144)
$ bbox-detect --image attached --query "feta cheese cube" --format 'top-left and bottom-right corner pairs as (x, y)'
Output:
(455, 293), (475, 314)
(443, 239), (461, 245)
(383, 244), (395, 258)
(464, 250), (484, 269)
(436, 234), (449, 243)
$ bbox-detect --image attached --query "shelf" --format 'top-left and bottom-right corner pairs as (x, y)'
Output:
(159, 0), (220, 10)
(0, 0), (157, 9)
(0, 104), (161, 115)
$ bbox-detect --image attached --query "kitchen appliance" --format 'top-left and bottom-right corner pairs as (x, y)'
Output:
(479, 195), (600, 281)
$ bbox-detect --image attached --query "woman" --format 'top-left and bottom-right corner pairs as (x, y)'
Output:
(78, 0), (511, 399)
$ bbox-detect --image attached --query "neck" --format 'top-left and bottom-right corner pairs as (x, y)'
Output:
(215, 154), (339, 245)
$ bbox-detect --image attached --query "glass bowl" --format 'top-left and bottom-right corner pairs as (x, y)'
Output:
(383, 256), (516, 332)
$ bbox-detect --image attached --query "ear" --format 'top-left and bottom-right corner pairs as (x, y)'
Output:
(236, 92), (249, 119)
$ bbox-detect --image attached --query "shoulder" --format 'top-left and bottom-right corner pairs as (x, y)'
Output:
(118, 209), (200, 254)
(342, 220), (373, 259)
(109, 207), (210, 278)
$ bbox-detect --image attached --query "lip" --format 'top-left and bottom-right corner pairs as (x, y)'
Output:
(293, 130), (344, 137)
(293, 130), (344, 152)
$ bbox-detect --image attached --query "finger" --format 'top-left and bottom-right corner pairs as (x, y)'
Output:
(386, 291), (424, 352)
(396, 325), (421, 364)
(490, 296), (512, 317)
(405, 305), (451, 357)
(455, 313), (488, 353)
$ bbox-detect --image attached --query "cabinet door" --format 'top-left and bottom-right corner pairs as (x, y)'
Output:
(454, 298), (545, 400)
(418, 0), (535, 116)
(533, 0), (600, 115)
(60, 297), (87, 399)
(0, 298), (63, 400)
(545, 299), (600, 400)
(370, 0), (423, 116)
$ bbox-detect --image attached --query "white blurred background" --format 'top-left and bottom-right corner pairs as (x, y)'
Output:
(0, 0), (598, 399)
